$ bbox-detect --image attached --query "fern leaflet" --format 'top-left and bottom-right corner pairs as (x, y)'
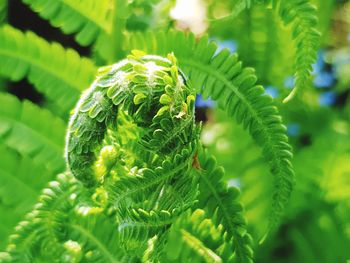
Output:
(125, 31), (295, 235)
(0, 146), (56, 250)
(217, 0), (320, 101)
(0, 93), (65, 172)
(267, 0), (321, 102)
(22, 0), (112, 46)
(0, 25), (96, 115)
(1, 173), (126, 262)
(195, 150), (254, 263)
(163, 209), (241, 263)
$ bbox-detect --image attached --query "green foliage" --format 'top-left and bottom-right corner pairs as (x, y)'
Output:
(1, 0), (348, 262)
(125, 31), (294, 234)
(65, 52), (201, 258)
(163, 209), (235, 262)
(0, 146), (56, 250)
(0, 25), (96, 115)
(0, 93), (65, 172)
(0, 52), (257, 262)
(215, 0), (320, 102)
(269, 0), (321, 102)
(1, 173), (126, 262)
(214, 5), (287, 88)
(257, 110), (350, 263)
(22, 0), (112, 46)
(196, 150), (253, 262)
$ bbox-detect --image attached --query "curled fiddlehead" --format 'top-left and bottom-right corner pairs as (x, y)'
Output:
(65, 51), (200, 255)
(2, 51), (266, 262)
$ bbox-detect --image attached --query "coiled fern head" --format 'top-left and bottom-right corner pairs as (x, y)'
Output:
(66, 50), (198, 185)
(65, 51), (200, 255)
(1, 49), (291, 262)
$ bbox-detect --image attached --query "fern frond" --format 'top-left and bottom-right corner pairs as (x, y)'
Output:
(163, 209), (235, 263)
(3, 172), (126, 262)
(22, 0), (112, 46)
(199, 111), (275, 237)
(125, 31), (295, 234)
(0, 93), (65, 172)
(113, 165), (199, 254)
(0, 25), (96, 114)
(106, 144), (198, 254)
(65, 52), (200, 255)
(3, 173), (78, 262)
(64, 210), (126, 262)
(66, 53), (197, 186)
(256, 0), (319, 101)
(195, 150), (254, 263)
(256, 116), (350, 263)
(269, 0), (321, 102)
(117, 207), (174, 255)
(217, 0), (320, 101)
(108, 144), (197, 208)
(0, 146), (56, 250)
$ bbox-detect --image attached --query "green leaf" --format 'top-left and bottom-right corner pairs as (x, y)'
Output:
(0, 93), (66, 172)
(3, 172), (127, 262)
(125, 30), (295, 234)
(0, 25), (96, 115)
(133, 93), (147, 105)
(276, 0), (321, 102)
(228, 0), (320, 102)
(196, 151), (254, 263)
(159, 94), (172, 104)
(163, 209), (235, 263)
(22, 0), (112, 46)
(0, 146), (56, 250)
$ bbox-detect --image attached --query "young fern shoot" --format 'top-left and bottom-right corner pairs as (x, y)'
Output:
(66, 51), (253, 261)
(65, 51), (201, 256)
(126, 31), (295, 236)
(1, 50), (293, 262)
